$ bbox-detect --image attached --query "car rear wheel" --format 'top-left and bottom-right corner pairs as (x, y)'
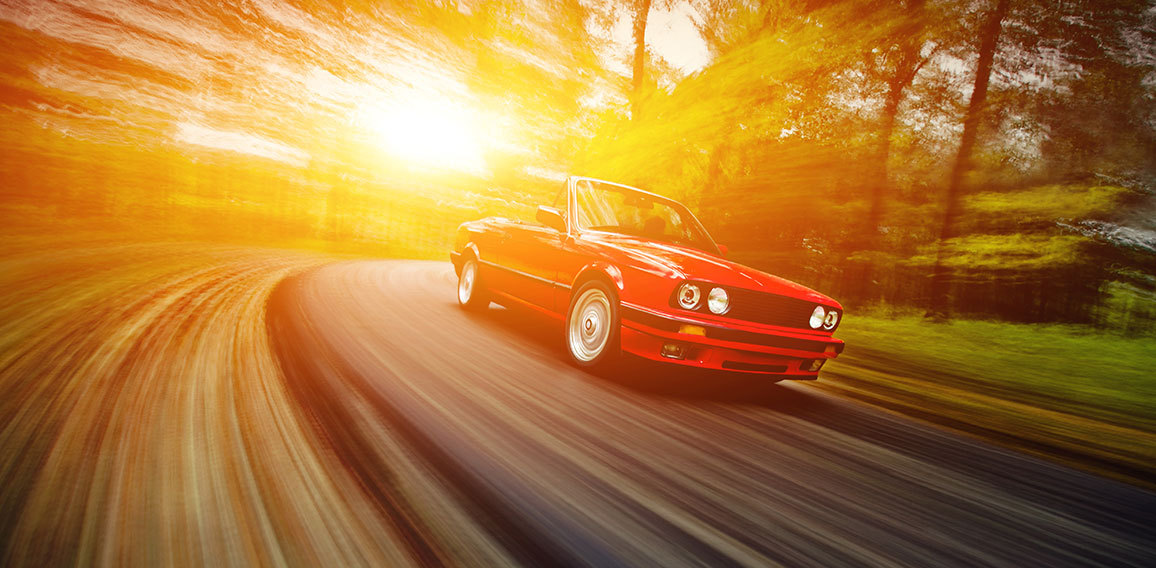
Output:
(457, 256), (490, 310)
(566, 280), (619, 368)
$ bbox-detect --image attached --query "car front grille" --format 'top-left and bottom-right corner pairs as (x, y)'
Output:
(725, 288), (837, 331)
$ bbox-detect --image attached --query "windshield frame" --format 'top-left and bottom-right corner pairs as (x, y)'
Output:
(566, 177), (721, 256)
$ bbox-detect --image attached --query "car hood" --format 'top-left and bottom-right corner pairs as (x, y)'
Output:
(581, 233), (840, 306)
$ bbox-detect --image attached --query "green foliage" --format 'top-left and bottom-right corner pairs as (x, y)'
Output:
(966, 185), (1128, 225)
(1096, 281), (1156, 333)
(576, 0), (1155, 325)
(1, 0), (1153, 327)
(823, 313), (1156, 485)
(835, 314), (1156, 425)
(904, 234), (1089, 271)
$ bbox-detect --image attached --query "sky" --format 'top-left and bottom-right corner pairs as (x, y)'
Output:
(608, 3), (712, 77)
(0, 0), (711, 177)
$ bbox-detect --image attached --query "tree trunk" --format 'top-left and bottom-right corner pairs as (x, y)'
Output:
(631, 0), (653, 121)
(926, 0), (1010, 319)
(858, 0), (926, 299)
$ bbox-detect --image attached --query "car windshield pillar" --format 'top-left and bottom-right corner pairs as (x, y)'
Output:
(570, 178), (718, 254)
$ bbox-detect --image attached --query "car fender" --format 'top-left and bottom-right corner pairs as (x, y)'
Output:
(571, 262), (624, 296)
(463, 241), (482, 262)
(452, 241), (482, 276)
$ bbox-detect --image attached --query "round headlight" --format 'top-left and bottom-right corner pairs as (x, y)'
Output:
(707, 287), (730, 314)
(677, 283), (702, 310)
(823, 310), (839, 330)
(809, 306), (826, 329)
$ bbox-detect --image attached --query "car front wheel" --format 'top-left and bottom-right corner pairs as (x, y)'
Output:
(457, 256), (490, 310)
(566, 280), (620, 368)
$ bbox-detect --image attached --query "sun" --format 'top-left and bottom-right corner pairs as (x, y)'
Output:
(358, 96), (488, 174)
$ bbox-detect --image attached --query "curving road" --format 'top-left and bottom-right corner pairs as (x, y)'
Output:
(3, 253), (1156, 566)
(269, 260), (1156, 567)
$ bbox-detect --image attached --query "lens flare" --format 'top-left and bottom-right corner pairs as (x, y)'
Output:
(358, 97), (487, 174)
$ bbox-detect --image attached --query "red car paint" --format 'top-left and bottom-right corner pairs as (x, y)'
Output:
(451, 176), (844, 379)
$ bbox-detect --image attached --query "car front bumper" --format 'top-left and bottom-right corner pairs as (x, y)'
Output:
(619, 302), (844, 378)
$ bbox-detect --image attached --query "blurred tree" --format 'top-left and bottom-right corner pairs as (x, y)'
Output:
(927, 0), (1010, 320)
(632, 0), (655, 121)
(1029, 0), (1156, 182)
(3, 0), (1153, 325)
(858, 0), (930, 282)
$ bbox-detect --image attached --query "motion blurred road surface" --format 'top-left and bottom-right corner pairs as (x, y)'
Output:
(3, 251), (1155, 566)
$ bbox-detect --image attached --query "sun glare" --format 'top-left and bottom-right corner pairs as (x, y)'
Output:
(359, 97), (488, 174)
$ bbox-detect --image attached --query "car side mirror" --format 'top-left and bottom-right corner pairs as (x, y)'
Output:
(717, 244), (729, 258)
(536, 205), (566, 232)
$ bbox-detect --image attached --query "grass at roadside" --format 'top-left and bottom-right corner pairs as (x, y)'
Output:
(816, 315), (1156, 488)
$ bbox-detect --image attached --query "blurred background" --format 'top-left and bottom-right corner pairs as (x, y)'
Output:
(1, 0), (1155, 325)
(3, 4), (1156, 562)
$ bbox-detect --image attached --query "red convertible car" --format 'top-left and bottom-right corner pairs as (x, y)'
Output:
(450, 176), (844, 380)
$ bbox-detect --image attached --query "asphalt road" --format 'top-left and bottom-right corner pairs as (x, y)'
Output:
(4, 256), (1155, 566)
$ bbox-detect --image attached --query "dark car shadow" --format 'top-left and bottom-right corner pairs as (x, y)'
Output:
(453, 300), (835, 414)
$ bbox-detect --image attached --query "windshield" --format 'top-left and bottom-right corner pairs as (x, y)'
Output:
(573, 179), (718, 254)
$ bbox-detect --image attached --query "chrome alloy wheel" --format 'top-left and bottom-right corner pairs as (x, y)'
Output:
(568, 288), (612, 362)
(458, 259), (478, 305)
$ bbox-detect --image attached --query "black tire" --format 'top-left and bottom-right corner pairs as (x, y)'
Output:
(565, 280), (620, 369)
(457, 256), (490, 311)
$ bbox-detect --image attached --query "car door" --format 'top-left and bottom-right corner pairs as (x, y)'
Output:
(499, 183), (570, 311)
(500, 222), (566, 310)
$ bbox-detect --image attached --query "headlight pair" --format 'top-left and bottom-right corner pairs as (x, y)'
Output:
(676, 282), (730, 315)
(809, 305), (839, 330)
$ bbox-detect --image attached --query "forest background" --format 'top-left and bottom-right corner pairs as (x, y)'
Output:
(2, 0), (1155, 328)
